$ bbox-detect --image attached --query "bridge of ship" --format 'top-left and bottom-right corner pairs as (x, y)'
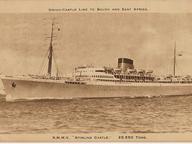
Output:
(73, 66), (155, 82)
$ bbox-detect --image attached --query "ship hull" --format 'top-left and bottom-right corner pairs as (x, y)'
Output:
(0, 79), (6, 101)
(2, 77), (192, 101)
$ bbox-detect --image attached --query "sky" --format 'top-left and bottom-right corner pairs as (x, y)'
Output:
(0, 13), (192, 76)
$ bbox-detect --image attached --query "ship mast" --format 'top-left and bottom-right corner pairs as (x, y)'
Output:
(47, 21), (54, 77)
(173, 42), (176, 77)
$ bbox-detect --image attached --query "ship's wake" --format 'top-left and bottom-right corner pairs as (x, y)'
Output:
(4, 93), (192, 102)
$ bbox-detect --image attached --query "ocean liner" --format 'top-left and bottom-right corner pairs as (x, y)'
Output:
(1, 21), (192, 101)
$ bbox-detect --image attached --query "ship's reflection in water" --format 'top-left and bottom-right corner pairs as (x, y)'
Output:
(0, 95), (192, 134)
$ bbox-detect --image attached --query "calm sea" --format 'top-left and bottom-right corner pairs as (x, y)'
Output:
(0, 95), (192, 134)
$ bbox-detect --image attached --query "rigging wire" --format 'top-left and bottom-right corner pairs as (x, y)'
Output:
(37, 18), (63, 77)
(38, 48), (50, 75)
(52, 50), (63, 78)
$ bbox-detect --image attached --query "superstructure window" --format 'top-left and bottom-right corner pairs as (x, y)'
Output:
(95, 70), (105, 72)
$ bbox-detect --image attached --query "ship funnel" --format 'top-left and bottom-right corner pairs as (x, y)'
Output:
(118, 58), (134, 72)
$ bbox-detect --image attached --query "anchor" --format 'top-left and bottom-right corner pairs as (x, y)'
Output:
(12, 82), (16, 88)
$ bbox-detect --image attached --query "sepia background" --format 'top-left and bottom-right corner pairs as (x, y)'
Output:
(0, 0), (192, 141)
(0, 13), (192, 77)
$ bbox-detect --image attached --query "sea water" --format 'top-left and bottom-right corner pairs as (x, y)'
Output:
(0, 96), (192, 134)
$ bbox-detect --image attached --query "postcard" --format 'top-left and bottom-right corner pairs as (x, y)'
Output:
(0, 0), (192, 142)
